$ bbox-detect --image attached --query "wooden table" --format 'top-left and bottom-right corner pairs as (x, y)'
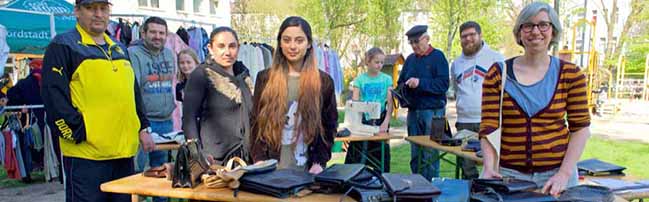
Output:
(405, 136), (482, 179)
(101, 174), (355, 202)
(334, 134), (403, 173)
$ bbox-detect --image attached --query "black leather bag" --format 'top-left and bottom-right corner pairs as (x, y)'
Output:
(347, 168), (390, 202)
(382, 173), (441, 201)
(391, 83), (410, 108)
(239, 169), (314, 198)
(430, 117), (462, 146)
(471, 178), (557, 202)
(316, 164), (390, 201)
(577, 158), (626, 176)
(315, 164), (365, 188)
(172, 139), (209, 188)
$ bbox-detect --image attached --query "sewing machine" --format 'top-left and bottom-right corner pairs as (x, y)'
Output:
(341, 101), (381, 136)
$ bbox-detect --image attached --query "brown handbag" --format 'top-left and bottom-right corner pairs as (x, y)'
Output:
(172, 139), (210, 188)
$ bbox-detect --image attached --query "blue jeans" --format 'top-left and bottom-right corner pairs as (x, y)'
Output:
(408, 108), (445, 181)
(135, 120), (171, 202)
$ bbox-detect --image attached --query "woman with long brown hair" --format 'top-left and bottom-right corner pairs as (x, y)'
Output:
(251, 16), (337, 174)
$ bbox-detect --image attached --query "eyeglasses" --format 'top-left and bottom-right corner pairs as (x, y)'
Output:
(520, 21), (552, 33)
(408, 39), (419, 45)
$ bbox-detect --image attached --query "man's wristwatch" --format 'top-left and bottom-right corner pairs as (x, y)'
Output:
(141, 127), (152, 134)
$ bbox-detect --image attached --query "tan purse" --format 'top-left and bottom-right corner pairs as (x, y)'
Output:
(202, 157), (248, 189)
(482, 62), (507, 176)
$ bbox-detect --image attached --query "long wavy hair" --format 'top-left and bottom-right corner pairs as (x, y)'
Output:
(255, 16), (323, 151)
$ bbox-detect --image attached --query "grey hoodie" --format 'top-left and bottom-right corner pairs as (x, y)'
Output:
(128, 43), (177, 121)
(451, 42), (504, 123)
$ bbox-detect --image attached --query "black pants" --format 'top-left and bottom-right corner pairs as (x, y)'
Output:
(63, 157), (134, 202)
(344, 111), (391, 172)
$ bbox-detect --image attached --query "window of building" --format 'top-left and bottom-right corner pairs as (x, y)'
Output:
(139, 0), (160, 8)
(193, 0), (203, 13)
(177, 0), (185, 11)
(209, 0), (218, 15)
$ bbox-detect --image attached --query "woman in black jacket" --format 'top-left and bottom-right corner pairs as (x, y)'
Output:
(182, 27), (253, 165)
(251, 16), (337, 174)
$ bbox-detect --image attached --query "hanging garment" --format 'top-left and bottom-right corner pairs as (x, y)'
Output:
(315, 45), (326, 71)
(17, 129), (32, 177)
(29, 114), (43, 151)
(176, 27), (190, 46)
(107, 21), (119, 37)
(3, 130), (19, 179)
(131, 22), (140, 43)
(43, 118), (59, 181)
(188, 27), (209, 63)
(13, 130), (26, 178)
(254, 45), (265, 77)
(118, 21), (133, 46)
(165, 32), (190, 55)
(260, 45), (272, 69)
(330, 51), (344, 95)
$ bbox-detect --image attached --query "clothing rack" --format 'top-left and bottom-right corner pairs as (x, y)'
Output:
(110, 14), (217, 29)
(3, 105), (45, 110)
(238, 34), (274, 44)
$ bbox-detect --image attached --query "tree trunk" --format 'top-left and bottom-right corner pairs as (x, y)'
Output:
(610, 0), (644, 68)
(602, 0), (618, 61)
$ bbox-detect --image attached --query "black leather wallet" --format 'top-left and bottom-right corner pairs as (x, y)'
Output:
(382, 173), (441, 201)
(239, 169), (314, 198)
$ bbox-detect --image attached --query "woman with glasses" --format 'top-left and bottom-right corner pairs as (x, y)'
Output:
(479, 2), (591, 197)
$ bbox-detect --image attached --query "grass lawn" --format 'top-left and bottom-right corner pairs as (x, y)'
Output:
(330, 135), (649, 179)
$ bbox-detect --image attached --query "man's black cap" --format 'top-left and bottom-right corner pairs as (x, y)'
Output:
(76, 0), (112, 5)
(406, 25), (428, 41)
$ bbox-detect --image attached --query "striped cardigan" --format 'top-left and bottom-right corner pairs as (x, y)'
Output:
(479, 58), (591, 173)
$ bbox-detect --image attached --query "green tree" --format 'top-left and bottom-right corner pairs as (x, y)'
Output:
(296, 0), (367, 60)
(296, 0), (413, 67)
(231, 0), (297, 43)
(428, 0), (510, 59)
(365, 0), (413, 53)
(622, 0), (649, 75)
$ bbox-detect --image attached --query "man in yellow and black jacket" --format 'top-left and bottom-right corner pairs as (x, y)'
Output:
(41, 0), (152, 201)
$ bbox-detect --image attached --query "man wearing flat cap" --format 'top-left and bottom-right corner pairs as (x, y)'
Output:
(397, 25), (449, 180)
(41, 0), (151, 201)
